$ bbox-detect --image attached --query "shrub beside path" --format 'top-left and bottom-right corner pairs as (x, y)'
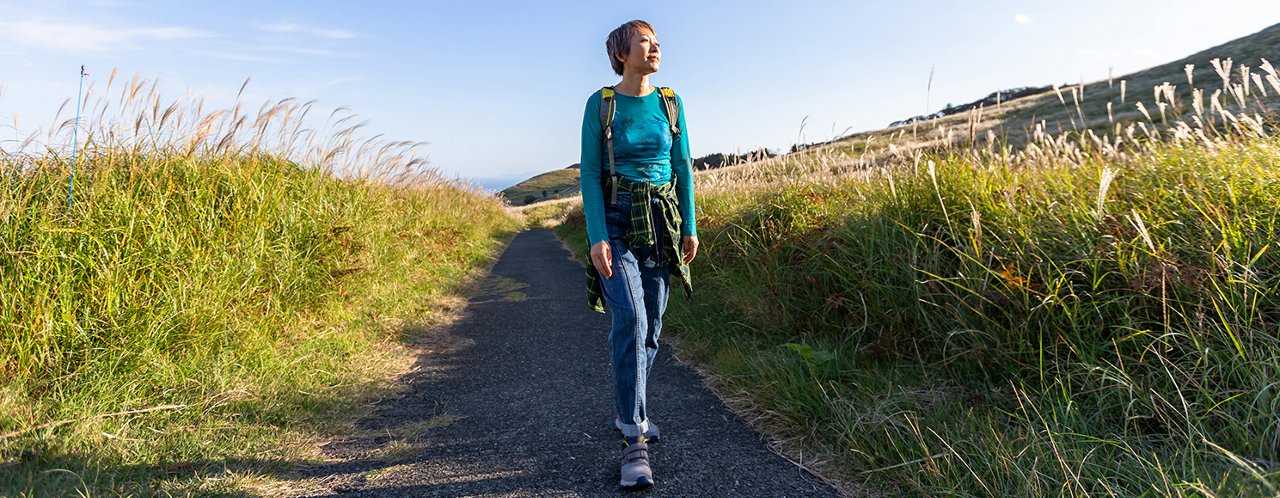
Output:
(280, 229), (845, 497)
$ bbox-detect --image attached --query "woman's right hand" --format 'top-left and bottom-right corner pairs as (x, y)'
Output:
(591, 241), (613, 279)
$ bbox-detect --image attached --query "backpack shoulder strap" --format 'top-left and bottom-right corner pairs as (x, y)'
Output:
(598, 86), (619, 205)
(657, 87), (681, 139)
(599, 86), (616, 133)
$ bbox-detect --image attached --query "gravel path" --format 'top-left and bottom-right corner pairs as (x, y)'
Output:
(283, 229), (845, 497)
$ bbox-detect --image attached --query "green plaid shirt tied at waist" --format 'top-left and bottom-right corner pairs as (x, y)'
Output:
(586, 176), (693, 313)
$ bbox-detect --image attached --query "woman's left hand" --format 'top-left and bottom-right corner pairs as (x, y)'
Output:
(682, 235), (699, 265)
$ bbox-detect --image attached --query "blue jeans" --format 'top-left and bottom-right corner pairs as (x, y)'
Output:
(601, 190), (669, 437)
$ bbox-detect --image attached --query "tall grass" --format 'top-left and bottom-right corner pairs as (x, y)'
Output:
(559, 56), (1280, 495)
(515, 196), (585, 229)
(0, 71), (518, 496)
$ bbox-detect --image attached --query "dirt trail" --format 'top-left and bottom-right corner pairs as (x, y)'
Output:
(282, 229), (844, 497)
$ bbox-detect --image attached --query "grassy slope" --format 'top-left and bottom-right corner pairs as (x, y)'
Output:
(0, 153), (519, 496)
(499, 166), (581, 206)
(690, 146), (1276, 495)
(555, 24), (1280, 497)
(809, 23), (1280, 155)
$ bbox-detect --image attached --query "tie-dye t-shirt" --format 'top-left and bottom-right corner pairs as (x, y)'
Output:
(579, 87), (696, 246)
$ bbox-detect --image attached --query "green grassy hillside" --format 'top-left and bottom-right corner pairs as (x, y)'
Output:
(499, 165), (581, 206)
(0, 77), (520, 496)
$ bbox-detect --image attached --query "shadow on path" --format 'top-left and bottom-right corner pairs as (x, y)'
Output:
(282, 229), (843, 497)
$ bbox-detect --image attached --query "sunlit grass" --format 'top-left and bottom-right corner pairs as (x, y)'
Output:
(558, 52), (1280, 495)
(515, 196), (583, 230)
(0, 71), (519, 496)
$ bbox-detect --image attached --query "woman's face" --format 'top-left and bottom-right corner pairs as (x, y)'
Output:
(619, 29), (661, 75)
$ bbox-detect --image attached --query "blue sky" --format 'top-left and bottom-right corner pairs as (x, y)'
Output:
(3, 1), (1279, 190)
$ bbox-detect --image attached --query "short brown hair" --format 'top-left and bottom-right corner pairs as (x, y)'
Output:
(605, 20), (656, 76)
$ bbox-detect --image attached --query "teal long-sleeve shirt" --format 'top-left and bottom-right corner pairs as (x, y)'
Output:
(579, 87), (697, 246)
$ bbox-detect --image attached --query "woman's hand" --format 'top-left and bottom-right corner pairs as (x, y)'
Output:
(682, 236), (699, 265)
(591, 241), (613, 279)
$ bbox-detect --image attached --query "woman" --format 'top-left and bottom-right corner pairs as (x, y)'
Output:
(579, 19), (699, 490)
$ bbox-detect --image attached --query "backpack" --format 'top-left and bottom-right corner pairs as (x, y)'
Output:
(598, 86), (681, 205)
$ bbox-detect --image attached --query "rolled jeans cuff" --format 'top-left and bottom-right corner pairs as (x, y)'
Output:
(619, 419), (649, 437)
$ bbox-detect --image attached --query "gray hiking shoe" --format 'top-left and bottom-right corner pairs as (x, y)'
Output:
(619, 440), (654, 489)
(615, 416), (661, 443)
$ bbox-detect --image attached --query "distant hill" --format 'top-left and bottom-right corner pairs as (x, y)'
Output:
(691, 148), (778, 170)
(887, 85), (1053, 128)
(499, 164), (581, 206)
(833, 22), (1280, 151)
(994, 21), (1280, 137)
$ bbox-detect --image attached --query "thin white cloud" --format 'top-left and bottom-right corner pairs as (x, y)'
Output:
(254, 21), (356, 39)
(325, 76), (366, 86)
(0, 18), (211, 52)
(1014, 14), (1033, 25)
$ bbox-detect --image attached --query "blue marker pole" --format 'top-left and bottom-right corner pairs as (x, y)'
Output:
(67, 65), (86, 211)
